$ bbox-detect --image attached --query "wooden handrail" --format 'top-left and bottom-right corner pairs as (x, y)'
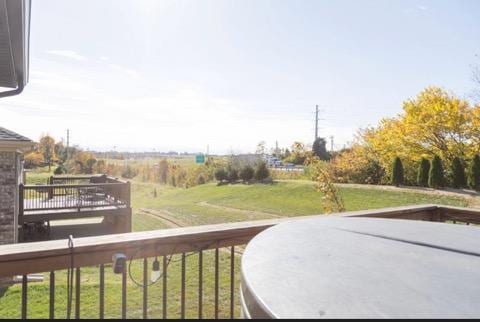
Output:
(49, 175), (126, 184)
(52, 175), (103, 180)
(23, 182), (126, 189)
(0, 204), (442, 277)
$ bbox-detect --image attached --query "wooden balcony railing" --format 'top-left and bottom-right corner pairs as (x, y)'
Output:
(19, 175), (132, 240)
(0, 204), (479, 319)
(49, 175), (107, 186)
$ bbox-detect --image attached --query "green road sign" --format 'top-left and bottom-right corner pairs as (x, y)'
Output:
(196, 154), (205, 164)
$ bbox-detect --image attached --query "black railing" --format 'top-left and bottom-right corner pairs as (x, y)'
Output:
(1, 205), (479, 319)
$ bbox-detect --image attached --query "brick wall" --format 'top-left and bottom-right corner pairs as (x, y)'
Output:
(0, 151), (16, 245)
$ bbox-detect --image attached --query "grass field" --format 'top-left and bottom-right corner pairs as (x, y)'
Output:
(131, 180), (468, 226)
(0, 170), (469, 319)
(24, 166), (53, 185)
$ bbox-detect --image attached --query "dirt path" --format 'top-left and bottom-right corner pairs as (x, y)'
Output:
(138, 208), (187, 228)
(336, 183), (480, 208)
(138, 208), (245, 255)
(197, 201), (283, 219)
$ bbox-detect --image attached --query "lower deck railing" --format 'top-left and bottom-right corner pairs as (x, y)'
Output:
(0, 204), (479, 319)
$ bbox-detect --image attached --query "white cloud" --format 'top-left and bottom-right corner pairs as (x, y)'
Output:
(45, 50), (88, 62)
(108, 63), (140, 78)
(1, 59), (329, 154)
(417, 5), (428, 11)
(100, 56), (109, 61)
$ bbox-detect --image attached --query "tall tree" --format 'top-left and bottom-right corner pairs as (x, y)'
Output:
(255, 141), (267, 155)
(312, 137), (330, 160)
(451, 157), (466, 188)
(54, 140), (66, 162)
(429, 155), (444, 189)
(158, 159), (169, 184)
(285, 142), (311, 165)
(364, 87), (473, 182)
(38, 135), (56, 171)
(468, 155), (480, 191)
(417, 158), (430, 187)
(391, 157), (404, 187)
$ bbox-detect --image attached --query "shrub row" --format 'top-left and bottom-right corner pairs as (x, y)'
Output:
(215, 162), (270, 184)
(390, 155), (480, 191)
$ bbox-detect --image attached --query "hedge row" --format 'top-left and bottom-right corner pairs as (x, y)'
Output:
(391, 155), (480, 191)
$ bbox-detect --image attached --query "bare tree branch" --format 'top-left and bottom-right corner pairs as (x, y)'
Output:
(472, 55), (480, 103)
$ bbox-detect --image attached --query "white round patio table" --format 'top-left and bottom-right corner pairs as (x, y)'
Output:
(241, 217), (480, 319)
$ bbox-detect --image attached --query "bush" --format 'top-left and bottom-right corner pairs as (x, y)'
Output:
(451, 157), (466, 189)
(468, 155), (480, 191)
(227, 167), (239, 183)
(239, 165), (255, 183)
(121, 165), (137, 179)
(214, 168), (228, 182)
(417, 158), (430, 187)
(54, 164), (67, 175)
(429, 155), (444, 189)
(391, 157), (404, 186)
(254, 162), (270, 181)
(196, 175), (206, 185)
(330, 146), (385, 184)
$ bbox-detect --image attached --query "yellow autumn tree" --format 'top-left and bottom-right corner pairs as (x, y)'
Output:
(24, 151), (44, 168)
(362, 87), (474, 183)
(468, 105), (480, 156)
(38, 135), (56, 171)
(331, 129), (386, 184)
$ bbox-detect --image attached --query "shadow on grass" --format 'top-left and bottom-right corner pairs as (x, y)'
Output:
(0, 284), (11, 297)
(216, 178), (278, 186)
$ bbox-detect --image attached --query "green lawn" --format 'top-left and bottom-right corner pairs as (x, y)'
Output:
(131, 180), (467, 226)
(24, 166), (53, 185)
(0, 175), (469, 319)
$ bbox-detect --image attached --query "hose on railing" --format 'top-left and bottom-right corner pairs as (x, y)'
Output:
(126, 239), (221, 288)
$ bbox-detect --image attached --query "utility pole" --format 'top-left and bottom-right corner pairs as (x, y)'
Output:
(315, 105), (319, 142)
(330, 136), (334, 152)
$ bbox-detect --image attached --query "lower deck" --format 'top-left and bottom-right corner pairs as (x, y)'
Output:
(20, 177), (132, 241)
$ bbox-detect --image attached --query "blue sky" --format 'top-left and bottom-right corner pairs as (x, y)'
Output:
(1, 0), (480, 154)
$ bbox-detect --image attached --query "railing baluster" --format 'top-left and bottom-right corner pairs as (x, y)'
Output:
(163, 256), (167, 319)
(230, 246), (235, 319)
(99, 264), (105, 319)
(143, 258), (148, 319)
(122, 265), (127, 319)
(181, 253), (186, 319)
(21, 274), (27, 319)
(198, 251), (203, 319)
(49, 271), (55, 319)
(75, 268), (80, 319)
(215, 248), (219, 319)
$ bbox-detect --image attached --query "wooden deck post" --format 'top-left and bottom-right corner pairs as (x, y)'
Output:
(126, 181), (131, 207)
(48, 176), (53, 199)
(18, 183), (24, 242)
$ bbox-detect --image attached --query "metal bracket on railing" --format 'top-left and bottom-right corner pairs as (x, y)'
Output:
(112, 253), (127, 274)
